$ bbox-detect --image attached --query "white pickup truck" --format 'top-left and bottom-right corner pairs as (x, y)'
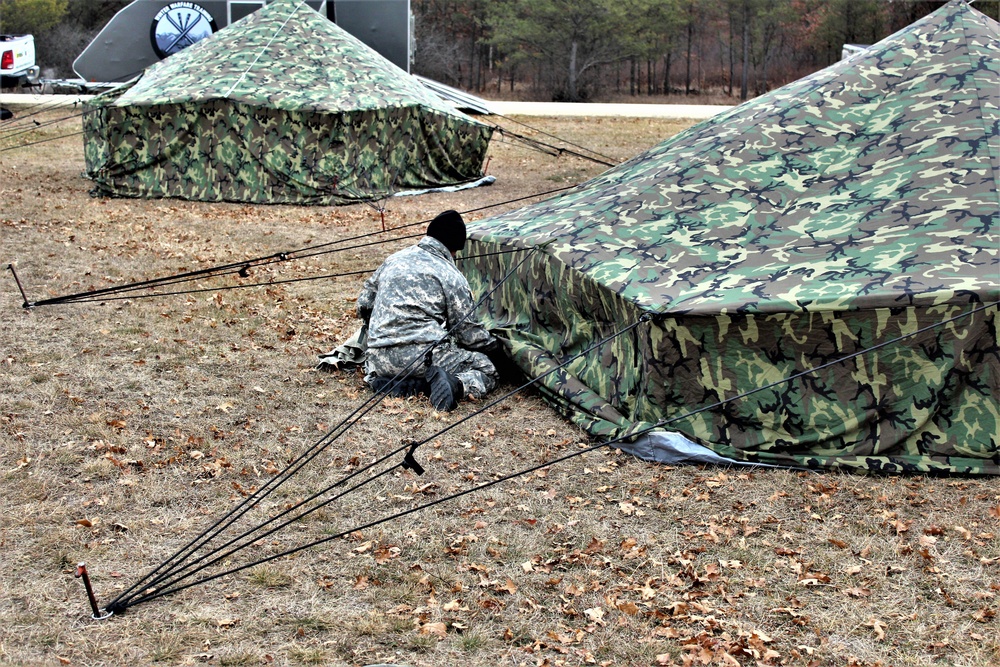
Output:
(1, 34), (40, 89)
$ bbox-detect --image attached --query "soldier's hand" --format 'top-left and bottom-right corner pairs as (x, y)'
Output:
(480, 338), (501, 354)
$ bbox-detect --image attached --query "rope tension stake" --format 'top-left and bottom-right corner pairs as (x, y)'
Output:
(75, 562), (114, 620)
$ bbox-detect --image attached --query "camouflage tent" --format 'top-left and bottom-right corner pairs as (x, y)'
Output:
(463, 0), (999, 475)
(82, 0), (492, 204)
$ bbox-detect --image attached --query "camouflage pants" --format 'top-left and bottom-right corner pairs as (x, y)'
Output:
(364, 340), (497, 399)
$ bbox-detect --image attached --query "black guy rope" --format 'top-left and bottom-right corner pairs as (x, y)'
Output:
(0, 98), (87, 135)
(489, 127), (617, 167)
(53, 247), (527, 305)
(115, 300), (999, 610)
(0, 129), (84, 154)
(13, 185), (575, 308)
(0, 96), (71, 121)
(72, 203), (603, 610)
(118, 300), (644, 610)
(0, 107), (90, 142)
(491, 112), (618, 164)
(101, 244), (545, 614)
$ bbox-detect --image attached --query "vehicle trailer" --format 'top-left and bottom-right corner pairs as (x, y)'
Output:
(73, 0), (412, 83)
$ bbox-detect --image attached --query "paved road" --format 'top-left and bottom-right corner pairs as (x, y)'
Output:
(1, 93), (731, 120)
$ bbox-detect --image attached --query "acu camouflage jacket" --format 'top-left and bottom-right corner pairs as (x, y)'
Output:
(358, 236), (494, 351)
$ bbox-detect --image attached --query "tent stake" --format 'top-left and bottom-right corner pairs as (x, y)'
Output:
(75, 563), (113, 620)
(6, 264), (31, 308)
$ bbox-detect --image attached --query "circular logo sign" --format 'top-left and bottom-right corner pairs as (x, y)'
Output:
(151, 2), (217, 58)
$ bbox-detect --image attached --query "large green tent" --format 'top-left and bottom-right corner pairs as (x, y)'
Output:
(463, 0), (999, 475)
(82, 0), (492, 204)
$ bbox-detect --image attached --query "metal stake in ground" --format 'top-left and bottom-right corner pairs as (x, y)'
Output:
(74, 563), (114, 620)
(6, 264), (30, 308)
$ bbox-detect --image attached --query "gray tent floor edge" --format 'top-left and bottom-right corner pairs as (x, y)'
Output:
(392, 174), (496, 198)
(620, 431), (764, 467)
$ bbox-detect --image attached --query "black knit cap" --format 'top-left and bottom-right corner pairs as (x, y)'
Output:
(426, 210), (467, 253)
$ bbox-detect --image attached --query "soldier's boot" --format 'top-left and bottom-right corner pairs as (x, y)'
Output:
(426, 366), (463, 411)
(370, 375), (430, 397)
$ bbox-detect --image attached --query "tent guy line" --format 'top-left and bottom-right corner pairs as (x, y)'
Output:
(0, 97), (84, 129)
(490, 112), (618, 164)
(91, 300), (997, 616)
(488, 124), (618, 167)
(98, 245), (546, 615)
(8, 183), (574, 309)
(0, 103), (88, 139)
(103, 298), (649, 615)
(101, 198), (659, 612)
(25, 247), (528, 305)
(0, 129), (85, 153)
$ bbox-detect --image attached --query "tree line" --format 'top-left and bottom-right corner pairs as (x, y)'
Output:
(413, 0), (1000, 102)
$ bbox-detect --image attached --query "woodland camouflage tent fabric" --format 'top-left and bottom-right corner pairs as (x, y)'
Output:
(462, 0), (999, 475)
(82, 0), (492, 204)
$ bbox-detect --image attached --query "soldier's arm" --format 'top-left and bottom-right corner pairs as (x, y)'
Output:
(446, 279), (495, 351)
(357, 267), (381, 320)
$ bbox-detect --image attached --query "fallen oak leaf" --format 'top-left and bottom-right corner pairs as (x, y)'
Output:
(865, 617), (887, 640)
(419, 621), (447, 638)
(547, 630), (579, 645)
(373, 544), (400, 564)
(654, 626), (682, 638)
(973, 608), (995, 623)
(494, 578), (518, 595)
(890, 519), (911, 534)
(843, 587), (871, 598)
(797, 572), (831, 586)
(720, 651), (741, 667)
(617, 600), (639, 616)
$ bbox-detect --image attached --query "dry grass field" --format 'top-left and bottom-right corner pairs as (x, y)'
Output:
(0, 106), (997, 667)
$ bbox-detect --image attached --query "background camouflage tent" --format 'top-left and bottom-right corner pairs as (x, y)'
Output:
(82, 0), (492, 204)
(462, 0), (999, 475)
